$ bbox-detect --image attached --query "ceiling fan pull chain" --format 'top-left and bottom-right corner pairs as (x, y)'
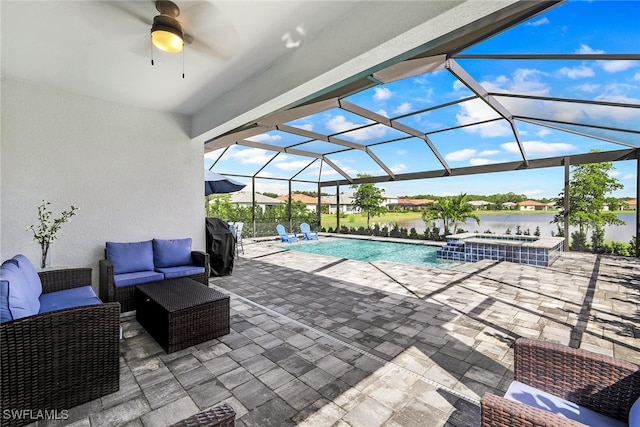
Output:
(182, 49), (185, 79)
(150, 36), (155, 66)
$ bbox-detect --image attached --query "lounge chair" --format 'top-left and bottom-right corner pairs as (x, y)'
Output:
(300, 222), (319, 240)
(480, 338), (640, 427)
(276, 224), (298, 243)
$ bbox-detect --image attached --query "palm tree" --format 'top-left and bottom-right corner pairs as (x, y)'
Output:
(422, 193), (480, 236)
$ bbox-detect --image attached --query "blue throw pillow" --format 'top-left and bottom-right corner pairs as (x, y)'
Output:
(13, 255), (43, 299)
(153, 238), (192, 268)
(106, 241), (154, 274)
(0, 261), (39, 320)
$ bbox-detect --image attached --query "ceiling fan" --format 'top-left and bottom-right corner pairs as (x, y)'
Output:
(98, 0), (239, 62)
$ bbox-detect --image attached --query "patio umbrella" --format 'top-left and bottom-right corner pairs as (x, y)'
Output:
(205, 170), (246, 195)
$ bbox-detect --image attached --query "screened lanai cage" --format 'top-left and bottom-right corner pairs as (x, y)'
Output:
(204, 1), (640, 253)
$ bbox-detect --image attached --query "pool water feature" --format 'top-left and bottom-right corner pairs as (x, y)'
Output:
(281, 238), (463, 269)
(437, 233), (564, 266)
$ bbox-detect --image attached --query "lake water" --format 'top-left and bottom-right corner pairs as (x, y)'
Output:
(400, 213), (637, 243)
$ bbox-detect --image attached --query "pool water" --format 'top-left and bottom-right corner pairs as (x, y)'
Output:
(282, 238), (463, 269)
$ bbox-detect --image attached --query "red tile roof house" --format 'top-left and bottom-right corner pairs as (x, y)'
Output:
(627, 199), (637, 210)
(276, 194), (330, 213)
(518, 200), (548, 211)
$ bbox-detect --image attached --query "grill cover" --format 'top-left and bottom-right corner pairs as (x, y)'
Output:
(205, 218), (235, 276)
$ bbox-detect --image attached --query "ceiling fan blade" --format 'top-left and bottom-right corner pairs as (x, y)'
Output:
(176, 1), (240, 60)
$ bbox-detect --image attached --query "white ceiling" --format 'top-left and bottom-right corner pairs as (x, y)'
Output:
(0, 1), (362, 116)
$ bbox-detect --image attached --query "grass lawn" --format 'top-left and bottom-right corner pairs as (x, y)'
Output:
(320, 209), (633, 230)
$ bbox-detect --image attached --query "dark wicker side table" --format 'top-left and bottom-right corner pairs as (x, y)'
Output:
(136, 278), (230, 353)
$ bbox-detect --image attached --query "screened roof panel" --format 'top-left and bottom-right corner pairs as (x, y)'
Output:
(210, 145), (279, 176)
(521, 119), (640, 147)
(255, 152), (317, 180)
(343, 69), (474, 118)
(495, 96), (640, 132)
(324, 150), (390, 179)
(294, 140), (351, 155)
(367, 137), (444, 173)
(285, 108), (374, 136)
(395, 98), (502, 134)
(429, 121), (521, 167)
(337, 123), (411, 145)
(246, 130), (311, 148)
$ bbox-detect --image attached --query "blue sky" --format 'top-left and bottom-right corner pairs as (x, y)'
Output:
(206, 1), (639, 199)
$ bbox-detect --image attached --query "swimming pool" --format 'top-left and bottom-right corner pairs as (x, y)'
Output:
(281, 238), (463, 269)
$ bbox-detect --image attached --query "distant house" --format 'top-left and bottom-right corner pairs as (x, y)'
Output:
(228, 192), (283, 210)
(468, 200), (494, 210)
(388, 198), (434, 210)
(276, 193), (329, 212)
(518, 200), (548, 211)
(627, 199), (637, 210)
(321, 193), (360, 214)
(383, 196), (399, 208)
(502, 202), (517, 210)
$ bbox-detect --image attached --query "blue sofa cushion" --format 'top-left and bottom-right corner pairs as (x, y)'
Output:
(39, 286), (101, 313)
(505, 381), (627, 427)
(155, 266), (205, 280)
(113, 271), (164, 288)
(0, 261), (40, 321)
(630, 397), (640, 426)
(0, 260), (16, 323)
(153, 238), (192, 268)
(106, 240), (154, 274)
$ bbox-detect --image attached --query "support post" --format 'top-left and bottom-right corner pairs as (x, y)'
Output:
(336, 184), (340, 232)
(252, 176), (256, 238)
(564, 157), (570, 251)
(288, 180), (293, 231)
(317, 182), (322, 228)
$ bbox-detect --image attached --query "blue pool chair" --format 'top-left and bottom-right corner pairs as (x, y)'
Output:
(276, 224), (298, 243)
(300, 223), (319, 240)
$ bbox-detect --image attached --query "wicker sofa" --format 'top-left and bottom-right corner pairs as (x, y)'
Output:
(481, 338), (640, 427)
(1, 256), (120, 427)
(99, 238), (209, 312)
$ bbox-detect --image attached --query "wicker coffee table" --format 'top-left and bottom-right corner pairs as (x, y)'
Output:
(135, 278), (230, 353)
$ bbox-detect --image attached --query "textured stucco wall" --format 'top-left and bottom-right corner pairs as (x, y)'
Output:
(1, 78), (204, 288)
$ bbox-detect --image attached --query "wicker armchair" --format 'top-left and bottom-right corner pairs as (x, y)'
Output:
(0, 268), (120, 427)
(481, 338), (640, 427)
(99, 251), (209, 312)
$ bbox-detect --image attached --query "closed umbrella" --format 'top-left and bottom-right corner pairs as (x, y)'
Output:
(205, 170), (246, 195)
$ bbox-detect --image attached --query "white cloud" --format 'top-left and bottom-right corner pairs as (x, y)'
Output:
(228, 148), (275, 164)
(373, 87), (393, 101)
(634, 72), (640, 81)
(376, 109), (389, 118)
(204, 148), (225, 160)
(390, 163), (408, 173)
(623, 173), (636, 180)
(396, 149), (408, 156)
(445, 148), (476, 161)
(453, 80), (466, 91)
(247, 133), (282, 143)
(478, 150), (500, 156)
(536, 129), (552, 137)
(609, 170), (620, 178)
(601, 60), (639, 73)
(526, 17), (549, 27)
(393, 102), (413, 115)
(501, 140), (575, 156)
(558, 65), (595, 79)
(577, 83), (601, 92)
(470, 158), (494, 166)
(326, 115), (386, 141)
(274, 159), (312, 171)
(293, 123), (314, 131)
(481, 68), (550, 96)
(456, 98), (510, 138)
(576, 44), (604, 54)
(524, 189), (545, 197)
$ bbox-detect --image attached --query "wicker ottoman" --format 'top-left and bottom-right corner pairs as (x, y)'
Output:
(136, 278), (230, 353)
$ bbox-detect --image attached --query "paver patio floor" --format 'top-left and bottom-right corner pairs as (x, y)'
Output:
(48, 238), (639, 427)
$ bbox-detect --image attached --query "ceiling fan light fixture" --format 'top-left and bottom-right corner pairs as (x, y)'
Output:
(151, 16), (183, 53)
